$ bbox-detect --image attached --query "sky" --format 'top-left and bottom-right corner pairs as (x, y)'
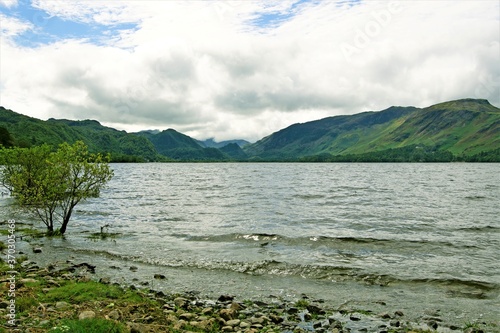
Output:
(0, 0), (499, 142)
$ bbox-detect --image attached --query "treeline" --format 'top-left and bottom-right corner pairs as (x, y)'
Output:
(300, 145), (500, 162)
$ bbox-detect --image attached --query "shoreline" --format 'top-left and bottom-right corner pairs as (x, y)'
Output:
(2, 236), (497, 332)
(0, 257), (467, 333)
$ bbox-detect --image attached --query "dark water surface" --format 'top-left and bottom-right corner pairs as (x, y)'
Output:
(5, 163), (500, 326)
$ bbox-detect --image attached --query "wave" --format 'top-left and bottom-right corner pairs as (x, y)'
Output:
(51, 243), (499, 300)
(458, 226), (500, 232)
(183, 233), (464, 249)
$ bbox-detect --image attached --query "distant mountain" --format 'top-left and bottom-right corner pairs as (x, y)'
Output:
(219, 143), (248, 160)
(244, 99), (500, 161)
(197, 138), (250, 148)
(136, 129), (229, 161)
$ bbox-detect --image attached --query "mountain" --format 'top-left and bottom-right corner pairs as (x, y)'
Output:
(197, 138), (250, 148)
(244, 99), (500, 161)
(2, 98), (499, 162)
(0, 107), (159, 162)
(136, 129), (229, 161)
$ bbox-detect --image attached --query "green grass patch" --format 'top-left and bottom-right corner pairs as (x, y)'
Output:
(16, 296), (39, 315)
(40, 281), (148, 304)
(86, 232), (121, 241)
(294, 299), (309, 309)
(49, 318), (125, 333)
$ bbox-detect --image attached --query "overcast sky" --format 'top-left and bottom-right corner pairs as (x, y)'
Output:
(1, 0), (499, 141)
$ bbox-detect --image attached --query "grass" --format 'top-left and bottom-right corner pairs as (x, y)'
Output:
(86, 232), (121, 241)
(40, 280), (146, 304)
(294, 299), (309, 309)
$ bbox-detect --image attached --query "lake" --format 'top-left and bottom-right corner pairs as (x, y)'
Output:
(5, 163), (500, 327)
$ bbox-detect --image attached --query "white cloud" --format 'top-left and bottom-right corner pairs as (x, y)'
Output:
(0, 0), (499, 142)
(0, 13), (33, 37)
(0, 0), (17, 9)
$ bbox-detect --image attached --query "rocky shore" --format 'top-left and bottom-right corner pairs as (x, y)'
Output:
(1, 253), (493, 333)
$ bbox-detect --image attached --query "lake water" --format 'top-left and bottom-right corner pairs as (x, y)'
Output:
(4, 163), (500, 327)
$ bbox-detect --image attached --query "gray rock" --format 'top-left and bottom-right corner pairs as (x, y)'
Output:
(220, 308), (237, 321)
(33, 247), (42, 253)
(55, 301), (70, 309)
(226, 319), (241, 327)
(174, 297), (189, 309)
(78, 310), (96, 320)
(179, 313), (196, 321)
(108, 309), (121, 320)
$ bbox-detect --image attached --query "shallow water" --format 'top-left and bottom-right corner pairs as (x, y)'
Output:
(4, 163), (500, 327)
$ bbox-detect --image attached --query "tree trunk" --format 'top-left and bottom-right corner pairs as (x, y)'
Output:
(47, 215), (54, 235)
(59, 206), (74, 235)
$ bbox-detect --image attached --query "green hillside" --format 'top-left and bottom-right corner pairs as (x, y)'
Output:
(137, 129), (230, 161)
(2, 98), (499, 162)
(244, 99), (500, 161)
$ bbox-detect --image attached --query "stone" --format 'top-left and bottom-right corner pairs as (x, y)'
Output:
(221, 326), (234, 332)
(79, 310), (96, 320)
(226, 319), (241, 327)
(270, 314), (284, 324)
(350, 314), (361, 321)
(174, 297), (189, 309)
(201, 307), (214, 315)
(179, 313), (196, 321)
(220, 308), (237, 321)
(307, 304), (325, 315)
(129, 266), (138, 272)
(108, 309), (121, 320)
(33, 247), (42, 253)
(154, 274), (166, 280)
(55, 301), (70, 309)
(230, 301), (243, 311)
(379, 312), (392, 319)
(240, 321), (252, 329)
(394, 310), (404, 317)
(218, 294), (235, 302)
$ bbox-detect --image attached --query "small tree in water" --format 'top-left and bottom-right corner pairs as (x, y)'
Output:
(0, 141), (113, 235)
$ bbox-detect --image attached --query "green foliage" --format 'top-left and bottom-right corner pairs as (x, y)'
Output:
(301, 145), (458, 162)
(49, 318), (125, 333)
(16, 296), (39, 315)
(0, 141), (113, 234)
(0, 126), (14, 147)
(0, 107), (160, 161)
(41, 280), (144, 304)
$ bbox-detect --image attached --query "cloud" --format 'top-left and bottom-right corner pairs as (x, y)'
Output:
(0, 0), (17, 9)
(0, 0), (499, 142)
(0, 13), (33, 37)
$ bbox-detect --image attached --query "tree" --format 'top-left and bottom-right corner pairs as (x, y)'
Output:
(0, 127), (14, 147)
(0, 141), (113, 235)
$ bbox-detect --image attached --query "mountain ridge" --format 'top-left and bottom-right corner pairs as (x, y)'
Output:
(1, 98), (499, 162)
